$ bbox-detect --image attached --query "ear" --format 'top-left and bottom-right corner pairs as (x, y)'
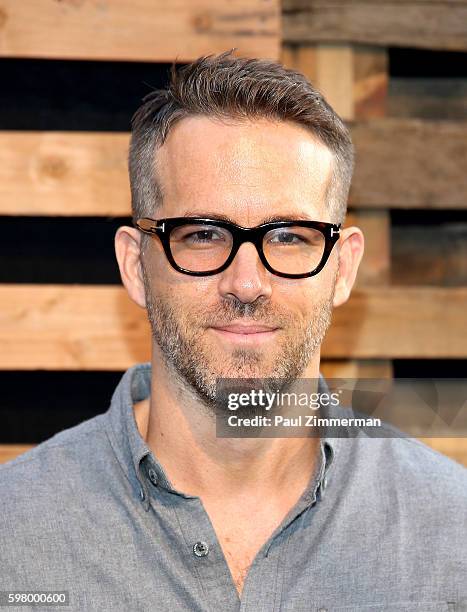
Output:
(333, 226), (365, 308)
(114, 226), (147, 309)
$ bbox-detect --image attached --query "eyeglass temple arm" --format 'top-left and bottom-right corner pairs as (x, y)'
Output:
(135, 218), (341, 237)
(136, 218), (166, 234)
(330, 224), (341, 237)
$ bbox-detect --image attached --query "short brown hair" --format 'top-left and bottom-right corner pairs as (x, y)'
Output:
(129, 48), (354, 229)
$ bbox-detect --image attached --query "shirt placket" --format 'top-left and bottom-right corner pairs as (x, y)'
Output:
(142, 455), (241, 612)
(238, 441), (333, 611)
(134, 417), (334, 612)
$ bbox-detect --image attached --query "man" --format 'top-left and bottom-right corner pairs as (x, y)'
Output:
(1, 50), (466, 611)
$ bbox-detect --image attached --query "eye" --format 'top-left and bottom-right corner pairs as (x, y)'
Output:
(267, 230), (309, 245)
(185, 229), (226, 243)
(265, 226), (325, 250)
(170, 224), (231, 247)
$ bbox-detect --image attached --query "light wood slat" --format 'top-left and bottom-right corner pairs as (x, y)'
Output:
(283, 1), (467, 51)
(3, 120), (467, 215)
(353, 45), (388, 119)
(0, 445), (34, 464)
(350, 119), (467, 209)
(0, 285), (466, 370)
(312, 44), (354, 121)
(323, 286), (467, 358)
(2, 439), (465, 466)
(0, 0), (280, 61)
(320, 359), (393, 379)
(280, 44), (317, 83)
(281, 43), (355, 120)
(0, 285), (151, 370)
(0, 132), (131, 216)
(281, 43), (388, 121)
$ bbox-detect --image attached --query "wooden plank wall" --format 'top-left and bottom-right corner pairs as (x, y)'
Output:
(1, 0), (466, 467)
(281, 0), (467, 465)
(0, 1), (279, 61)
(0, 0), (281, 460)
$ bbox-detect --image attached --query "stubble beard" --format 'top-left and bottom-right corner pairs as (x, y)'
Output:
(142, 267), (336, 416)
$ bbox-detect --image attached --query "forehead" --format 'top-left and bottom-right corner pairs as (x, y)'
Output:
(154, 115), (334, 222)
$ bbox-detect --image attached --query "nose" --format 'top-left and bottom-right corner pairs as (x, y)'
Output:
(217, 241), (273, 304)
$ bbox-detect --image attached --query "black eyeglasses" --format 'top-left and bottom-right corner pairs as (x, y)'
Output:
(135, 217), (341, 279)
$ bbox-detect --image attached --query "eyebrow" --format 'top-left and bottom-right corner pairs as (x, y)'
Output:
(181, 211), (317, 224)
(261, 213), (316, 223)
(181, 211), (234, 222)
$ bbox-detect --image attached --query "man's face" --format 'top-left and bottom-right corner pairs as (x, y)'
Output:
(140, 116), (338, 408)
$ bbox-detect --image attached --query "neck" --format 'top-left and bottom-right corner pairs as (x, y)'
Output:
(134, 347), (322, 501)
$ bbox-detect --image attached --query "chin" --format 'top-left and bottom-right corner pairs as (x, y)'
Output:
(215, 361), (273, 381)
(206, 339), (279, 372)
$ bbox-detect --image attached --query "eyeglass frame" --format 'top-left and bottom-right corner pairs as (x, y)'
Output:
(134, 216), (341, 279)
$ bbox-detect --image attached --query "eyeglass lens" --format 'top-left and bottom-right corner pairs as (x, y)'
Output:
(169, 223), (326, 274)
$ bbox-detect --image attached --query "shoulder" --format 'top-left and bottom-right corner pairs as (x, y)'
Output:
(0, 413), (121, 582)
(384, 435), (467, 495)
(329, 397), (467, 504)
(353, 432), (467, 518)
(0, 414), (109, 501)
(336, 432), (467, 583)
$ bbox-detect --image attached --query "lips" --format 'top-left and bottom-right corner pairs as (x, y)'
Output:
(208, 321), (280, 347)
(210, 323), (279, 334)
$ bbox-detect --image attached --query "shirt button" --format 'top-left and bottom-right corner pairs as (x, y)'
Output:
(193, 541), (209, 557)
(318, 608), (328, 612)
(148, 468), (158, 486)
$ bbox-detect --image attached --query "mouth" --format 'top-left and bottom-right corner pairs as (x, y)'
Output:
(208, 323), (280, 346)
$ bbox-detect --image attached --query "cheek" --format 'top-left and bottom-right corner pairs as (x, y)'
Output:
(142, 242), (165, 279)
(154, 273), (220, 315)
(191, 277), (218, 296)
(169, 279), (220, 319)
(273, 277), (330, 312)
(144, 243), (214, 293)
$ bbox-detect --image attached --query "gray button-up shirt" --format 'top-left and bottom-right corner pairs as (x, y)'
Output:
(1, 362), (466, 611)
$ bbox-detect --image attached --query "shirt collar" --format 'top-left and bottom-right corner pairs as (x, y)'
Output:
(105, 362), (153, 510)
(104, 362), (339, 512)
